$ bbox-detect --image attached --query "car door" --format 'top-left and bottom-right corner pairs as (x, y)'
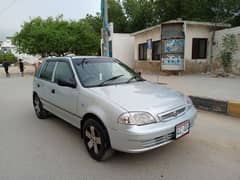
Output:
(51, 60), (80, 128)
(36, 60), (57, 112)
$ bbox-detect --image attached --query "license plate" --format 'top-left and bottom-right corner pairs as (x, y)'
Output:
(175, 121), (190, 139)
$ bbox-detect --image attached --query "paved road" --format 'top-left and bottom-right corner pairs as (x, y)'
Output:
(0, 77), (240, 180)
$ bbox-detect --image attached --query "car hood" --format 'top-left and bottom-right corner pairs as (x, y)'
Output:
(90, 81), (186, 112)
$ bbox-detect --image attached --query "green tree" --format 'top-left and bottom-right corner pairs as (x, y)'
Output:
(108, 0), (128, 32)
(154, 0), (182, 22)
(82, 14), (102, 55)
(83, 13), (102, 36)
(119, 0), (240, 33)
(122, 0), (156, 32)
(153, 0), (240, 24)
(13, 15), (100, 57)
(69, 20), (100, 55)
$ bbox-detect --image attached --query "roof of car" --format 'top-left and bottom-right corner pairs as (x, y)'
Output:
(45, 56), (112, 61)
(72, 56), (110, 59)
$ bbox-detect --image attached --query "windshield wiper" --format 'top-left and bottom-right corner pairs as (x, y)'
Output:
(127, 75), (139, 83)
(98, 75), (124, 86)
(127, 75), (145, 83)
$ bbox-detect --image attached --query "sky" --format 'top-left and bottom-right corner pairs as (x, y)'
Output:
(0, 0), (100, 40)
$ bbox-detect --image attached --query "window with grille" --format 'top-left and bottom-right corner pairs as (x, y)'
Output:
(152, 41), (161, 60)
(192, 38), (207, 59)
(138, 43), (147, 60)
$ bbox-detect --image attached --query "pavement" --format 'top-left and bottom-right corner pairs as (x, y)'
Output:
(0, 77), (240, 180)
(142, 73), (240, 102)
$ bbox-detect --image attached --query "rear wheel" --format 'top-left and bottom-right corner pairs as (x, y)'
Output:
(83, 119), (113, 161)
(33, 94), (48, 119)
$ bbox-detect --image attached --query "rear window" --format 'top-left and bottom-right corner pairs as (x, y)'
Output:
(39, 61), (56, 81)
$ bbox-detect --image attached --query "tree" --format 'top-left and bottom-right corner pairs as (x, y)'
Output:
(108, 0), (128, 32)
(83, 13), (102, 36)
(153, 0), (240, 24)
(13, 15), (100, 57)
(120, 0), (240, 33)
(69, 20), (100, 55)
(154, 0), (183, 22)
(122, 0), (156, 32)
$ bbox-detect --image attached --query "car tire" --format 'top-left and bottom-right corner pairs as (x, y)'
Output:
(83, 118), (113, 161)
(33, 94), (48, 119)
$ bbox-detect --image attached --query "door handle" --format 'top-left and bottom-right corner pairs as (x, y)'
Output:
(51, 89), (55, 94)
(37, 84), (40, 88)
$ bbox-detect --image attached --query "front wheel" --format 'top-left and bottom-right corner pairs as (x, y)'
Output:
(33, 94), (48, 119)
(83, 119), (113, 161)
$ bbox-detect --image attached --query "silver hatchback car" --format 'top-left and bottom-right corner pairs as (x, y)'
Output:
(33, 56), (197, 161)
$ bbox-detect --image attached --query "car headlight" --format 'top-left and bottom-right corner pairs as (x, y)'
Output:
(118, 112), (157, 126)
(185, 96), (193, 110)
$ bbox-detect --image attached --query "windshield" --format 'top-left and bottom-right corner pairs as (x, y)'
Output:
(72, 58), (144, 87)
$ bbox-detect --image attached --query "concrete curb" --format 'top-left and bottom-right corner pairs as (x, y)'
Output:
(190, 96), (240, 118)
(228, 101), (240, 117)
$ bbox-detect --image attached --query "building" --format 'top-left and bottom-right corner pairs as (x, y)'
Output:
(132, 20), (230, 74)
(0, 37), (16, 53)
(101, 23), (134, 68)
(213, 26), (240, 75)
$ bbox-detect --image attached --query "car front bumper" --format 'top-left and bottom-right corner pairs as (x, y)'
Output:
(109, 106), (197, 153)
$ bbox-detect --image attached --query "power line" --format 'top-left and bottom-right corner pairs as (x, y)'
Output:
(0, 0), (17, 17)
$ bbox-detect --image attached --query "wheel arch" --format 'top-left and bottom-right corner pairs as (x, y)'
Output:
(81, 113), (111, 146)
(33, 91), (38, 98)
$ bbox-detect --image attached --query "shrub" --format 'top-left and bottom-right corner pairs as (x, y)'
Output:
(220, 51), (232, 68)
(0, 52), (17, 64)
(220, 34), (238, 69)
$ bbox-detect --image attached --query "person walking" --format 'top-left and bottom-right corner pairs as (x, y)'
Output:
(2, 60), (10, 77)
(19, 58), (24, 77)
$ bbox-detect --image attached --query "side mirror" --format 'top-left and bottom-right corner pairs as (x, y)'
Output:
(57, 79), (77, 88)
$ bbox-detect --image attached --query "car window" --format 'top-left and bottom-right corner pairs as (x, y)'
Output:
(73, 58), (144, 87)
(39, 61), (56, 81)
(54, 61), (75, 84)
(35, 63), (42, 77)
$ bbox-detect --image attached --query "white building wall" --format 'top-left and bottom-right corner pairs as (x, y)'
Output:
(183, 24), (211, 73)
(133, 28), (161, 73)
(111, 33), (134, 68)
(184, 24), (212, 61)
(213, 27), (240, 74)
(0, 38), (16, 53)
(134, 28), (161, 61)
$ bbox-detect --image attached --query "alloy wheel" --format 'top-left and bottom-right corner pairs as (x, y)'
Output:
(34, 96), (41, 115)
(85, 126), (102, 155)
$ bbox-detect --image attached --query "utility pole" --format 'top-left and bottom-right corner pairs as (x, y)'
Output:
(101, 0), (109, 57)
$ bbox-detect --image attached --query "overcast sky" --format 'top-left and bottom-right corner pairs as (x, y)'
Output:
(0, 0), (100, 40)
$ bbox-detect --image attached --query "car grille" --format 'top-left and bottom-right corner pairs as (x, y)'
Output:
(158, 106), (186, 122)
(141, 132), (175, 148)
